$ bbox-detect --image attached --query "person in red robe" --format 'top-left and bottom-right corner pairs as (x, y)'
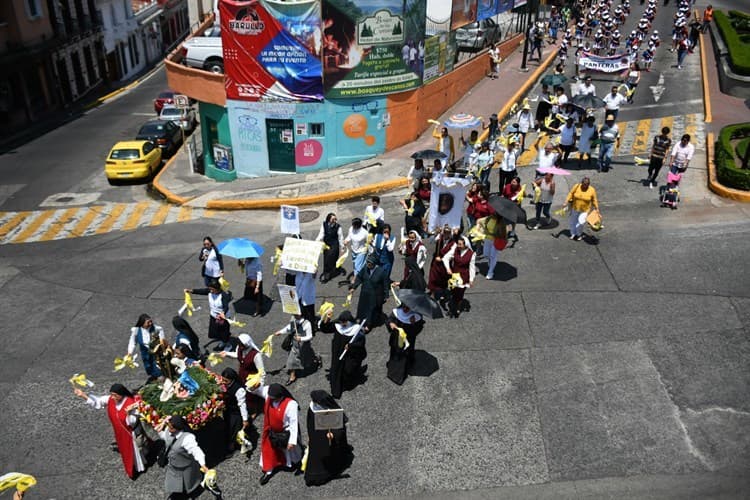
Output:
(74, 383), (147, 479)
(249, 383), (303, 485)
(427, 225), (456, 306)
(443, 237), (477, 318)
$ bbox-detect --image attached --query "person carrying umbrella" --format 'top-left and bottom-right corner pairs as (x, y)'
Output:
(386, 303), (425, 385)
(442, 236), (476, 318)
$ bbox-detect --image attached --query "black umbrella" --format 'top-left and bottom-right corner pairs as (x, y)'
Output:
(411, 149), (448, 160)
(505, 123), (521, 134)
(541, 73), (568, 87)
(572, 94), (606, 109)
(487, 195), (527, 224)
(396, 289), (444, 319)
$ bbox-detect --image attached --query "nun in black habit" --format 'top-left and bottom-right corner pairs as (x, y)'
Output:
(348, 254), (386, 332)
(304, 390), (353, 487)
(322, 311), (367, 398)
(386, 305), (424, 385)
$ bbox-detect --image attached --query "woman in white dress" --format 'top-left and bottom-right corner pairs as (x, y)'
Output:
(577, 115), (598, 167)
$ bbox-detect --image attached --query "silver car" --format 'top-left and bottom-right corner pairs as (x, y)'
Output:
(159, 105), (197, 133)
(455, 18), (502, 52)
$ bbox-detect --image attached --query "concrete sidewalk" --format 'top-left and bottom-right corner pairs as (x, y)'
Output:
(153, 42), (559, 209)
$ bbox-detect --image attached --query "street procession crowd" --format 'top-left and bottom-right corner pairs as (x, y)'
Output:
(14, 1), (701, 500)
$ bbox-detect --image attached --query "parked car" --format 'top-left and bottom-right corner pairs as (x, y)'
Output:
(153, 90), (175, 114)
(159, 105), (197, 133)
(181, 28), (224, 74)
(105, 140), (162, 183)
(135, 120), (183, 157)
(455, 18), (502, 52)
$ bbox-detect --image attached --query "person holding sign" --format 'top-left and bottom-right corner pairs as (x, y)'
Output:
(349, 255), (387, 333)
(274, 314), (318, 386)
(304, 390), (353, 486)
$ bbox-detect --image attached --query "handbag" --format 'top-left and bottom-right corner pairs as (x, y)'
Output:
(281, 333), (293, 351)
(157, 437), (174, 468)
(268, 429), (290, 449)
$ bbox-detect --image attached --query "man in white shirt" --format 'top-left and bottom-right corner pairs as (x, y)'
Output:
(552, 86), (568, 115)
(669, 134), (695, 173)
(578, 76), (596, 96)
(602, 85), (627, 120)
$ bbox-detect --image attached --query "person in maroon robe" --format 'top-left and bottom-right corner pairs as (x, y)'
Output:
(443, 237), (477, 318)
(427, 225), (456, 306)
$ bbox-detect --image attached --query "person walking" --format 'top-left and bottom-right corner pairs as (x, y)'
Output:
(316, 213), (344, 284)
(559, 117), (578, 164)
(349, 255), (387, 332)
(602, 86), (627, 121)
(442, 237), (476, 317)
(516, 104), (534, 151)
(295, 270), (317, 330)
(577, 75), (597, 96)
(220, 333), (266, 418)
(496, 139), (519, 194)
(323, 310), (367, 398)
(344, 217), (368, 284)
(303, 390), (354, 486)
(701, 5), (713, 32)
(646, 126), (672, 188)
(250, 383), (303, 486)
(241, 256), (263, 317)
(533, 172), (556, 229)
(565, 176), (599, 241)
(73, 383), (148, 479)
(217, 367), (251, 455)
(154, 415), (210, 500)
(669, 134), (695, 173)
(126, 313), (167, 382)
(199, 236), (223, 287)
(474, 213), (507, 280)
(386, 304), (425, 384)
(184, 279), (233, 351)
(597, 114), (620, 172)
(372, 224), (396, 294)
(274, 313), (317, 386)
(676, 30), (690, 69)
(577, 115), (598, 167)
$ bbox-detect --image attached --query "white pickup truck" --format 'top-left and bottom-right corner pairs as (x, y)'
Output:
(181, 25), (224, 74)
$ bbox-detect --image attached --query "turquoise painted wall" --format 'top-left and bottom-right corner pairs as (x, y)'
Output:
(199, 102), (235, 181)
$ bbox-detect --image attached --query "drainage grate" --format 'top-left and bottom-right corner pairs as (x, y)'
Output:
(299, 210), (319, 223)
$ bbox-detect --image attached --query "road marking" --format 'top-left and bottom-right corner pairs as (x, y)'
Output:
(650, 73), (665, 102)
(0, 212), (30, 239)
(11, 210), (54, 243)
(131, 112), (156, 116)
(177, 206), (193, 222)
(122, 201), (149, 231)
(95, 203), (127, 235)
(150, 204), (171, 226)
(631, 118), (652, 155)
(38, 207), (80, 241)
(70, 206), (102, 238)
(660, 116), (674, 136)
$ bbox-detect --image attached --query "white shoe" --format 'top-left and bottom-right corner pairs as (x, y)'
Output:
(569, 234), (576, 240)
(533, 224), (541, 230)
(486, 274), (493, 280)
(649, 183), (653, 189)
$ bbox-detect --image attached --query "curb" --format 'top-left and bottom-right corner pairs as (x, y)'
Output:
(705, 132), (750, 202)
(479, 45), (559, 144)
(152, 45), (557, 210)
(83, 62), (165, 110)
(699, 27), (713, 123)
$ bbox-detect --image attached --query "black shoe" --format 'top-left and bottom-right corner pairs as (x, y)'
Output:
(285, 378), (296, 386)
(259, 472), (273, 485)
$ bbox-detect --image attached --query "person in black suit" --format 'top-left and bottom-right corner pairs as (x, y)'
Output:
(348, 255), (386, 333)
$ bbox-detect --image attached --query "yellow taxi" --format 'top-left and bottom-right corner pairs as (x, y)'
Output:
(105, 140), (162, 183)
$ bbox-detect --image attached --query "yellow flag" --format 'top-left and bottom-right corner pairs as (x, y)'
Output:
(300, 445), (310, 472)
(553, 205), (569, 217)
(0, 473), (37, 493)
(342, 292), (353, 308)
(201, 469), (217, 489)
(634, 156), (649, 165)
(227, 317), (246, 328)
(397, 328), (409, 349)
(448, 273), (464, 290)
(260, 334), (274, 358)
(183, 292), (196, 317)
(206, 352), (223, 367)
(113, 354), (139, 372)
(219, 277), (231, 292)
(318, 301), (334, 318)
(69, 373), (94, 388)
(390, 284), (402, 306)
(272, 247), (283, 276)
(245, 371), (263, 389)
(335, 249), (348, 269)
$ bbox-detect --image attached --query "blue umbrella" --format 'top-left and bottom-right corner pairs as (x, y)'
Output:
(217, 238), (264, 259)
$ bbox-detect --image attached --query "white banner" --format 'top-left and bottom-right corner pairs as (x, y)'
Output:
(280, 205), (300, 235)
(277, 285), (302, 315)
(579, 52), (630, 73)
(428, 176), (472, 232)
(280, 237), (323, 273)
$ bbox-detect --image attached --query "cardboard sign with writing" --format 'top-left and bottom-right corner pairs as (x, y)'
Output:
(280, 237), (323, 273)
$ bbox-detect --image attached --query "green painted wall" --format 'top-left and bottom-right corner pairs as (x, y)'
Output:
(199, 102), (236, 181)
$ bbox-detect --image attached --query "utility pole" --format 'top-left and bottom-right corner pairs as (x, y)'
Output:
(520, 0), (538, 72)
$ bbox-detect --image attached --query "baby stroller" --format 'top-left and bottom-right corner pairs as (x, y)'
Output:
(659, 171), (681, 209)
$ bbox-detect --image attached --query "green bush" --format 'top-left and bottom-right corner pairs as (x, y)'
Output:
(735, 137), (750, 160)
(714, 11), (750, 76)
(716, 123), (750, 191)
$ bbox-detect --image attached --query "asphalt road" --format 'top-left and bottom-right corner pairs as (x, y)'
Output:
(0, 68), (172, 212)
(0, 2), (749, 499)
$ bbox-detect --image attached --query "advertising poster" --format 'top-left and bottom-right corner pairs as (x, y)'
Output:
(220, 0), (323, 102)
(450, 0), (478, 30)
(497, 0), (514, 14)
(477, 0), (496, 21)
(322, 0), (426, 98)
(422, 32), (457, 83)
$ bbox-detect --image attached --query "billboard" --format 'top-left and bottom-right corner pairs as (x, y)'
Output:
(497, 0), (515, 13)
(220, 0), (323, 102)
(422, 32), (456, 84)
(451, 0), (478, 30)
(477, 0), (496, 21)
(322, 0), (426, 98)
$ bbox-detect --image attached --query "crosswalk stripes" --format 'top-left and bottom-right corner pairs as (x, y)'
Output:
(0, 203), (217, 245)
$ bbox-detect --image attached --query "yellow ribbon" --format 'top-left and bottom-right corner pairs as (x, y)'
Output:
(206, 352), (224, 367)
(69, 373), (94, 388)
(300, 444), (310, 472)
(219, 277), (231, 292)
(553, 205), (569, 216)
(533, 184), (542, 203)
(245, 371), (263, 389)
(634, 156), (649, 165)
(0, 473), (37, 493)
(335, 249), (348, 269)
(201, 469), (217, 489)
(397, 327), (409, 349)
(342, 292), (353, 308)
(113, 354), (139, 372)
(272, 247), (283, 276)
(236, 430), (251, 454)
(183, 292), (196, 317)
(427, 118), (441, 125)
(448, 272), (464, 290)
(260, 334), (274, 358)
(543, 114), (553, 129)
(227, 318), (246, 328)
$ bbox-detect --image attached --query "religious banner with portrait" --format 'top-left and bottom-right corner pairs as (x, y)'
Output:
(322, 0), (426, 98)
(428, 176), (472, 232)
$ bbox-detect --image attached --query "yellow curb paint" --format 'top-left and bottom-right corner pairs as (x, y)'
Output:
(0, 212), (30, 239)
(38, 207), (80, 241)
(11, 210), (54, 243)
(177, 206), (193, 221)
(95, 203), (127, 234)
(69, 206), (102, 238)
(151, 154), (192, 206)
(630, 118), (652, 155)
(706, 132), (750, 202)
(122, 201), (149, 231)
(684, 113), (697, 141)
(699, 30), (712, 123)
(150, 204), (171, 226)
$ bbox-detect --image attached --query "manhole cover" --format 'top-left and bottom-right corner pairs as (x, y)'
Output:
(55, 196), (74, 202)
(299, 210), (319, 223)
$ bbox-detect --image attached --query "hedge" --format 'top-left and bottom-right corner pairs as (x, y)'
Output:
(714, 11), (750, 76)
(716, 123), (750, 191)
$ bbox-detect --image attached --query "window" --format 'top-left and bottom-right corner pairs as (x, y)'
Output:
(143, 143), (154, 154)
(310, 123), (324, 136)
(131, 35), (140, 65)
(26, 0), (42, 19)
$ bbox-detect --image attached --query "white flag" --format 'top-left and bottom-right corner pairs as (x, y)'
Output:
(280, 205), (300, 235)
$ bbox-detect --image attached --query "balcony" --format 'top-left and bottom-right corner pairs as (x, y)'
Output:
(164, 15), (225, 107)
